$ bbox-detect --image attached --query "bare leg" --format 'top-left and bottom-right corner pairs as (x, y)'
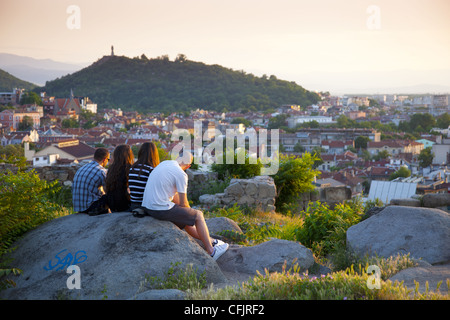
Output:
(184, 211), (214, 255)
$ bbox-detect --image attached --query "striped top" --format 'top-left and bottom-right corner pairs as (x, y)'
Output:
(128, 163), (154, 206)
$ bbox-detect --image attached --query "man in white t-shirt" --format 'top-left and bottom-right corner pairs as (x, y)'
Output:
(141, 152), (229, 261)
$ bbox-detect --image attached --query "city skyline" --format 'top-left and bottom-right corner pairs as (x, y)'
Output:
(1, 0), (449, 95)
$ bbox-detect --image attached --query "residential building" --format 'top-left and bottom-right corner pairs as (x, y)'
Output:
(0, 88), (24, 105)
(321, 140), (354, 154)
(297, 128), (381, 143)
(0, 129), (39, 146)
(0, 109), (40, 129)
(287, 115), (333, 128)
(32, 139), (96, 165)
(432, 138), (450, 165)
(367, 140), (424, 156)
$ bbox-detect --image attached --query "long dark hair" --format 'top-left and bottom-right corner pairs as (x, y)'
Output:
(105, 144), (134, 192)
(132, 142), (160, 177)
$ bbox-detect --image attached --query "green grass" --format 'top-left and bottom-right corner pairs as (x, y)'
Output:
(198, 202), (450, 300)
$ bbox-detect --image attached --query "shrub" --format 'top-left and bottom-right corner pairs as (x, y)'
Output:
(295, 201), (363, 257)
(0, 170), (71, 288)
(270, 152), (320, 211)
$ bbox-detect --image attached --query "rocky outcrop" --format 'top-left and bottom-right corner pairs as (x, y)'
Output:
(390, 193), (450, 211)
(217, 239), (315, 276)
(199, 175), (277, 212)
(347, 206), (450, 265)
(1, 212), (314, 300)
(1, 212), (226, 300)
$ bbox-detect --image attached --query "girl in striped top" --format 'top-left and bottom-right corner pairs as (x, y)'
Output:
(128, 142), (160, 210)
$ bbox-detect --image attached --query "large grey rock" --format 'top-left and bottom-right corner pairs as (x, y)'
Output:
(389, 262), (450, 294)
(199, 175), (277, 212)
(422, 193), (450, 208)
(206, 217), (243, 236)
(347, 206), (450, 264)
(217, 239), (315, 275)
(1, 212), (227, 300)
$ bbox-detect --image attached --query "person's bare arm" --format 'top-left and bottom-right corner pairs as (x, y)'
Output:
(176, 192), (190, 208)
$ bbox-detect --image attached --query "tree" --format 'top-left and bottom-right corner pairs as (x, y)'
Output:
(17, 115), (33, 130)
(267, 114), (289, 129)
(437, 113), (450, 129)
(19, 91), (42, 105)
(211, 149), (263, 180)
(270, 152), (320, 209)
(389, 166), (411, 180)
(409, 113), (436, 132)
(61, 118), (79, 128)
(418, 147), (434, 168)
(293, 142), (305, 153)
(231, 117), (252, 127)
(354, 136), (370, 149)
(373, 150), (390, 160)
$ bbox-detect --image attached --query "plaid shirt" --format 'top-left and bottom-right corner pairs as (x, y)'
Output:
(72, 160), (107, 212)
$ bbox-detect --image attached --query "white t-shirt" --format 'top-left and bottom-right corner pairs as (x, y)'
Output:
(142, 160), (188, 210)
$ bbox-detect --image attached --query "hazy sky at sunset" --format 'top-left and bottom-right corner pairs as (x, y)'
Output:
(1, 0), (449, 93)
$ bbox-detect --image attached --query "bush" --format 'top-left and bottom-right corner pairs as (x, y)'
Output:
(0, 170), (71, 288)
(270, 152), (320, 211)
(295, 201), (363, 257)
(211, 149), (263, 180)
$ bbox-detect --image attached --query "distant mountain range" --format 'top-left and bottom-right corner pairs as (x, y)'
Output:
(0, 53), (86, 86)
(35, 54), (321, 113)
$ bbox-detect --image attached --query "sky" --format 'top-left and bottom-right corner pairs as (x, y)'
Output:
(1, 0), (449, 94)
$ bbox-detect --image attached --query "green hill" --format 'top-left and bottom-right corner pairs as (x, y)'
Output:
(38, 54), (320, 113)
(0, 68), (37, 92)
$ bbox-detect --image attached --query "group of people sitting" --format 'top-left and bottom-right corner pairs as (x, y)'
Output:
(71, 142), (229, 260)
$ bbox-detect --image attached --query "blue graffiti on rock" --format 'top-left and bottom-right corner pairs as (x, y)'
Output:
(43, 249), (87, 271)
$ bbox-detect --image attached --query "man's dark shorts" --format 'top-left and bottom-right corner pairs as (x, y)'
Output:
(143, 204), (199, 229)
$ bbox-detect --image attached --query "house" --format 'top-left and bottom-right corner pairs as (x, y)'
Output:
(32, 139), (96, 165)
(287, 115), (333, 128)
(367, 166), (396, 181)
(318, 152), (359, 171)
(432, 138), (450, 165)
(367, 140), (424, 156)
(0, 109), (40, 129)
(321, 140), (354, 154)
(415, 138), (435, 149)
(1, 129), (39, 146)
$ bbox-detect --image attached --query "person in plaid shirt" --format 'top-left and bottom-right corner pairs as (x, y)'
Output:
(72, 148), (110, 215)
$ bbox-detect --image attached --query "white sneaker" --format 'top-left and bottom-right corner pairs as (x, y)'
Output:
(211, 242), (229, 261)
(212, 238), (225, 247)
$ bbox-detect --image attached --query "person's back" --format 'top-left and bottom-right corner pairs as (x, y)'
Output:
(142, 160), (187, 210)
(140, 156), (229, 261)
(72, 160), (107, 213)
(72, 147), (109, 215)
(128, 163), (154, 209)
